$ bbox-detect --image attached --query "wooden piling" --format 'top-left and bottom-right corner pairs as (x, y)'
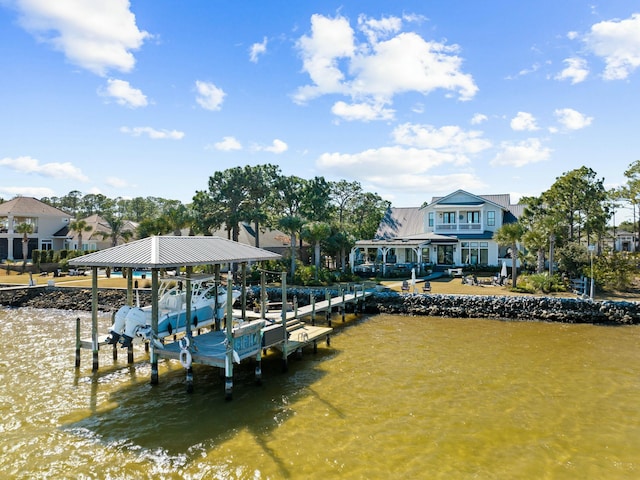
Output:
(311, 293), (316, 325)
(255, 344), (262, 386)
(75, 317), (81, 368)
(281, 272), (288, 372)
(91, 267), (99, 372)
(186, 366), (194, 393)
(224, 272), (234, 401)
(150, 268), (159, 385)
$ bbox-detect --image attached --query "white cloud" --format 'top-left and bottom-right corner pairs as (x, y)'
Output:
(370, 172), (486, 196)
(317, 146), (457, 178)
(490, 138), (552, 167)
(14, 0), (149, 76)
(99, 78), (148, 108)
(294, 14), (477, 120)
(249, 36), (267, 62)
(105, 176), (135, 188)
(471, 113), (488, 125)
(555, 57), (589, 84)
(195, 80), (225, 111)
(392, 123), (491, 157)
(0, 155), (89, 181)
(510, 111), (539, 131)
(0, 186), (56, 198)
(214, 136), (242, 151)
(331, 101), (394, 121)
(254, 139), (288, 154)
(583, 13), (640, 80)
(357, 14), (402, 44)
(120, 126), (184, 139)
(554, 108), (593, 130)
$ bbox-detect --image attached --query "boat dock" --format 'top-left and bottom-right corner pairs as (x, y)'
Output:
(74, 269), (373, 398)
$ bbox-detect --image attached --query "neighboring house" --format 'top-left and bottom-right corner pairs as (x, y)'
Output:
(606, 229), (638, 253)
(207, 222), (308, 258)
(66, 214), (138, 251)
(352, 189), (523, 274)
(0, 196), (72, 261)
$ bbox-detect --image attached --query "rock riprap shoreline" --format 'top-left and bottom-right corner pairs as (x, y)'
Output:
(0, 286), (638, 325)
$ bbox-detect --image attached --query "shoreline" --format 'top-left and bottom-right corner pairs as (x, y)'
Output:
(1, 285), (638, 326)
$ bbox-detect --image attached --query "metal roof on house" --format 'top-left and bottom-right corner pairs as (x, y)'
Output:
(375, 207), (424, 239)
(68, 235), (281, 268)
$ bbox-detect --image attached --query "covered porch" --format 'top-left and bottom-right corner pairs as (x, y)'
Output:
(351, 233), (457, 277)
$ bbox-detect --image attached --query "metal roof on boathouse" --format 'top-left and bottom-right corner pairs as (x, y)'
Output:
(68, 235), (281, 269)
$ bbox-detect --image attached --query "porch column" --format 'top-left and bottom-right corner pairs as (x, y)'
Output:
(380, 247), (389, 277)
(414, 247), (422, 275)
(349, 246), (358, 271)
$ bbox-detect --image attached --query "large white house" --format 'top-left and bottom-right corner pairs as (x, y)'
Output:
(351, 190), (524, 275)
(0, 197), (72, 261)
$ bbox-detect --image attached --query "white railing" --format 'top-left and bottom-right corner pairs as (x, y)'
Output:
(436, 223), (482, 232)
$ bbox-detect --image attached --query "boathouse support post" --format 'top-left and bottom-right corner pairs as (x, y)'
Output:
(214, 264), (221, 331)
(126, 267), (133, 307)
(241, 262), (247, 321)
(311, 293), (316, 325)
(255, 331), (263, 386)
(91, 266), (99, 372)
(185, 267), (193, 341)
(325, 289), (332, 326)
(281, 272), (288, 372)
(150, 268), (160, 385)
(75, 317), (81, 368)
(184, 267), (194, 393)
(260, 270), (267, 318)
(341, 288), (346, 322)
(225, 272), (234, 400)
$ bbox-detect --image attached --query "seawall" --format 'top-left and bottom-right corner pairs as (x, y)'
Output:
(1, 286), (638, 325)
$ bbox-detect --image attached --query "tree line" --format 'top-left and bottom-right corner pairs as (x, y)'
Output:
(37, 164), (390, 280)
(493, 162), (640, 292)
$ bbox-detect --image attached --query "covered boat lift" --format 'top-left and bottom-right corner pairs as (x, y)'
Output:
(69, 235), (281, 398)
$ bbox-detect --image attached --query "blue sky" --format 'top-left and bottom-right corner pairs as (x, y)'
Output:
(1, 1), (639, 220)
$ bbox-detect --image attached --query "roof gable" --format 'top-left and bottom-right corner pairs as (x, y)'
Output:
(0, 197), (71, 218)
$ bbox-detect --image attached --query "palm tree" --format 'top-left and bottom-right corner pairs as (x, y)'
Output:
(278, 215), (304, 279)
(15, 222), (33, 272)
(101, 214), (133, 247)
(69, 218), (92, 252)
(493, 222), (525, 288)
(302, 221), (331, 279)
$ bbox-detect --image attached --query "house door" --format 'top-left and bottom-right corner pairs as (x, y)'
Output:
(437, 245), (454, 265)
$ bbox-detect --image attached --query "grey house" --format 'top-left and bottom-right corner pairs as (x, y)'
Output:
(351, 189), (523, 275)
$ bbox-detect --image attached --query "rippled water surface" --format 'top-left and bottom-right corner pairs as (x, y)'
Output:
(0, 307), (638, 479)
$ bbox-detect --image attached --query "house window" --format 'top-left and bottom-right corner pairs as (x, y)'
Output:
(442, 212), (456, 224)
(467, 211), (480, 223)
(461, 241), (489, 265)
(41, 240), (52, 251)
(428, 212), (434, 227)
(487, 211), (495, 226)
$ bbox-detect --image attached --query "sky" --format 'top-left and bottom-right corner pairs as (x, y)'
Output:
(1, 1), (639, 220)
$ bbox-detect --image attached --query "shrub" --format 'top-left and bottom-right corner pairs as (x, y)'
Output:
(514, 273), (567, 294)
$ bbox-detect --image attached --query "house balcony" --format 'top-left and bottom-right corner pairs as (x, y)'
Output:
(435, 222), (483, 232)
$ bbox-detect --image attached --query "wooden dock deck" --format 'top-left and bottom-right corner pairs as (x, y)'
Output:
(75, 284), (374, 396)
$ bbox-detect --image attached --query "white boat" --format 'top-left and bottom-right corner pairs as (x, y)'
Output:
(106, 274), (241, 347)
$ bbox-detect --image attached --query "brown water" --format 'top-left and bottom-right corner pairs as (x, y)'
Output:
(0, 307), (638, 479)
